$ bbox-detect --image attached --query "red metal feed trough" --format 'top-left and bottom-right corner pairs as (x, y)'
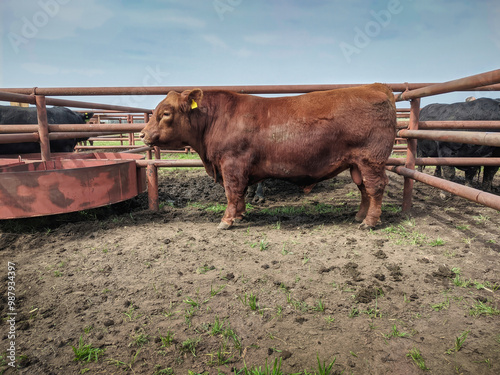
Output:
(0, 153), (146, 219)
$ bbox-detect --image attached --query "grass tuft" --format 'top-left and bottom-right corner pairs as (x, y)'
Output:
(72, 336), (105, 363)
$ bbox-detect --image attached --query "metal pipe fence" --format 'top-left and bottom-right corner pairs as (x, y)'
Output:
(1, 69), (500, 214)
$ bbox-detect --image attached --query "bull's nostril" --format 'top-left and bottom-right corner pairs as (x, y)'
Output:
(139, 132), (145, 139)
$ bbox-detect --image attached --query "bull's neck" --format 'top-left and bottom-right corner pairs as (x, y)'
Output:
(186, 91), (230, 157)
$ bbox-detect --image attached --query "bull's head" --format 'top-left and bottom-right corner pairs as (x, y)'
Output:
(140, 88), (203, 148)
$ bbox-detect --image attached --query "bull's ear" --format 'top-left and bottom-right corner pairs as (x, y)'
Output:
(180, 89), (203, 112)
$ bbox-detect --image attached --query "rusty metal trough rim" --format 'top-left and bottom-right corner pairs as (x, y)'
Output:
(0, 158), (141, 220)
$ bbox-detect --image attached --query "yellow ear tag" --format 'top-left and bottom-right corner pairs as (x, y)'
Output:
(191, 99), (198, 109)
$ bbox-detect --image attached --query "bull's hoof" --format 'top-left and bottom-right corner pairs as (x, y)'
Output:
(358, 223), (372, 230)
(217, 221), (232, 230)
(358, 220), (379, 230)
(252, 196), (265, 204)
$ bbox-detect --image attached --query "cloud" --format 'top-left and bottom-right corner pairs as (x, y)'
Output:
(118, 6), (206, 30)
(202, 35), (228, 49)
(162, 15), (206, 29)
(4, 0), (114, 41)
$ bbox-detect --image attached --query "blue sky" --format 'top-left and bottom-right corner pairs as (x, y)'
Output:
(1, 0), (499, 109)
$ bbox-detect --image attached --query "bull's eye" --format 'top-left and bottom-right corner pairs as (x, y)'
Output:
(163, 112), (171, 117)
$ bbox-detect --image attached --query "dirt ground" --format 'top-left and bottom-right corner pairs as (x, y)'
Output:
(1, 167), (499, 375)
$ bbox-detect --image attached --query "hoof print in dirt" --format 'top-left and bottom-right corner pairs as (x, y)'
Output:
(103, 319), (115, 327)
(222, 272), (235, 281)
(318, 265), (337, 274)
(343, 262), (364, 282)
(355, 285), (384, 304)
(432, 265), (454, 279)
(386, 264), (403, 281)
(295, 317), (308, 324)
(280, 350), (292, 360)
(373, 250), (388, 259)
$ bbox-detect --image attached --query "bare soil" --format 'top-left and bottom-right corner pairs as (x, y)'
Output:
(1, 168), (499, 375)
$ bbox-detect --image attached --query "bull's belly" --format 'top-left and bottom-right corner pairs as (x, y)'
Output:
(251, 159), (349, 186)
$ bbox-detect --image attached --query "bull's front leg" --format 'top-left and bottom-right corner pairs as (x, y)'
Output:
(218, 166), (248, 230)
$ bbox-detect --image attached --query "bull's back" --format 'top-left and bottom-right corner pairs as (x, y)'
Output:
(244, 84), (396, 156)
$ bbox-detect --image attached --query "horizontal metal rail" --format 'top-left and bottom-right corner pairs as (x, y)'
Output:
(122, 146), (153, 154)
(136, 159), (204, 168)
(395, 69), (500, 101)
(0, 123), (145, 133)
(0, 90), (151, 113)
(387, 166), (500, 211)
(418, 121), (500, 130)
(134, 157), (500, 168)
(387, 157), (500, 166)
(77, 145), (146, 150)
(3, 82), (500, 97)
(0, 132), (121, 144)
(398, 129), (500, 147)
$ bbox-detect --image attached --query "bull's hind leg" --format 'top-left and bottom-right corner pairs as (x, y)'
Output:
(350, 166), (369, 222)
(354, 184), (370, 223)
(355, 164), (389, 228)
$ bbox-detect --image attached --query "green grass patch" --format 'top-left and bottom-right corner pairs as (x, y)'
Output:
(261, 202), (344, 217)
(445, 330), (470, 355)
(406, 348), (430, 371)
(72, 336), (105, 363)
(469, 301), (500, 317)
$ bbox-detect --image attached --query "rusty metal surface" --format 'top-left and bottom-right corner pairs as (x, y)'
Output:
(388, 166), (500, 211)
(0, 152), (145, 162)
(35, 96), (51, 161)
(402, 99), (420, 212)
(387, 157), (500, 166)
(398, 129), (500, 147)
(0, 159), (140, 219)
(146, 164), (159, 211)
(0, 90), (151, 113)
(0, 159), (23, 167)
(395, 69), (500, 101)
(122, 146), (153, 154)
(0, 133), (39, 144)
(76, 145), (146, 150)
(3, 82), (500, 96)
(419, 121), (500, 130)
(136, 159), (204, 168)
(0, 123), (145, 133)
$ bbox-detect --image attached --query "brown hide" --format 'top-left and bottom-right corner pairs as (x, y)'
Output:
(140, 83), (397, 229)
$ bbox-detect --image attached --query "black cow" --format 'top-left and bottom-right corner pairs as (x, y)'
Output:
(417, 98), (500, 191)
(0, 105), (93, 155)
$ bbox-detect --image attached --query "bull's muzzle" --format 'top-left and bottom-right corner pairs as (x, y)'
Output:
(139, 131), (153, 146)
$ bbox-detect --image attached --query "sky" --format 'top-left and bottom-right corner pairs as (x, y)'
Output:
(1, 0), (499, 110)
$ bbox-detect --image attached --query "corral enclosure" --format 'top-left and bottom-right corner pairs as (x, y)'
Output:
(1, 71), (500, 374)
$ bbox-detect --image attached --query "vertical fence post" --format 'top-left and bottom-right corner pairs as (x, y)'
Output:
(146, 163), (159, 211)
(402, 98), (420, 212)
(143, 113), (152, 159)
(35, 95), (51, 161)
(127, 114), (134, 146)
(154, 146), (161, 160)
